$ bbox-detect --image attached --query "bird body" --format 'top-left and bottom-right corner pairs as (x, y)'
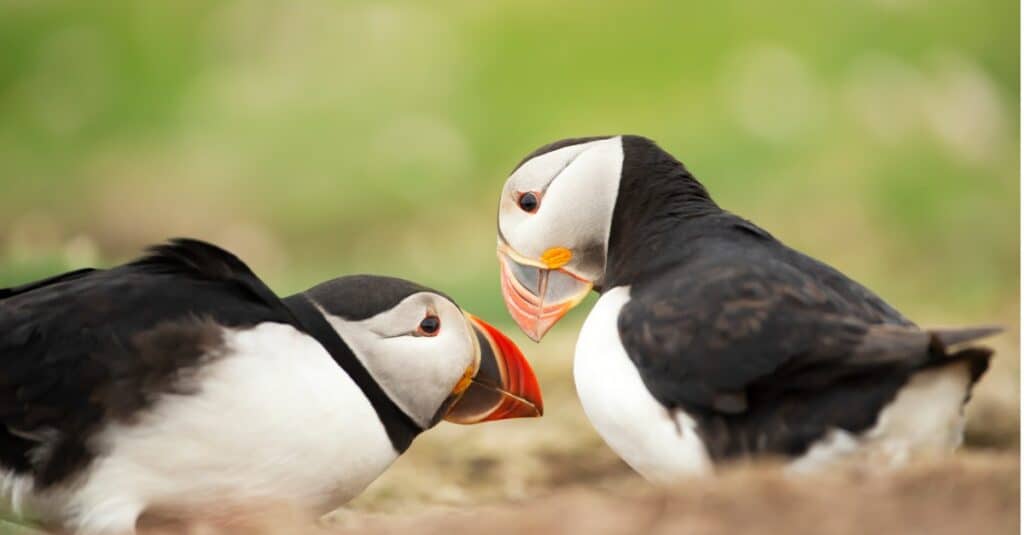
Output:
(496, 135), (997, 479)
(575, 286), (711, 483)
(4, 322), (397, 530)
(0, 239), (542, 533)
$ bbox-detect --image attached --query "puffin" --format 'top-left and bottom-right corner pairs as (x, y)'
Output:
(0, 238), (542, 533)
(495, 135), (998, 482)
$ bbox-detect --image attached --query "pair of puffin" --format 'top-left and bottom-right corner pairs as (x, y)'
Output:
(496, 135), (999, 482)
(0, 135), (1001, 532)
(0, 239), (541, 533)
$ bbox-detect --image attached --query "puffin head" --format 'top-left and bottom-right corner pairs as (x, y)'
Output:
(497, 136), (624, 342)
(296, 276), (542, 430)
(497, 135), (716, 342)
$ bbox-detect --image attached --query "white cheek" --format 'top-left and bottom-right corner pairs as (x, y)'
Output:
(498, 198), (528, 244)
(499, 142), (595, 256)
(501, 137), (624, 266)
(434, 331), (472, 385)
(386, 338), (442, 387)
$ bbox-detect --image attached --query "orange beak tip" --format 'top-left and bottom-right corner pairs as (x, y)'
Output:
(524, 330), (543, 344)
(459, 314), (544, 422)
(497, 251), (591, 343)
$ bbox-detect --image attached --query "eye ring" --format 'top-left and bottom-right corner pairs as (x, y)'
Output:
(417, 315), (441, 337)
(517, 191), (540, 213)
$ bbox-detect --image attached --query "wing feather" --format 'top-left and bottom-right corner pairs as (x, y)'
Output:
(619, 257), (995, 416)
(0, 239), (290, 485)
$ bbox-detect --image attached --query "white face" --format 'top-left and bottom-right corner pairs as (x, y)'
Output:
(496, 136), (625, 341)
(498, 136), (625, 283)
(323, 292), (478, 428)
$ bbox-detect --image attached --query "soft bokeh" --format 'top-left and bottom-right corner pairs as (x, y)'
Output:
(0, 1), (1018, 532)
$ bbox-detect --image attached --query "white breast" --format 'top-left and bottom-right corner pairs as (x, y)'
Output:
(573, 287), (712, 484)
(572, 289), (975, 485)
(39, 322), (398, 534)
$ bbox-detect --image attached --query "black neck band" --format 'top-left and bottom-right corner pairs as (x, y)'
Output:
(282, 294), (423, 452)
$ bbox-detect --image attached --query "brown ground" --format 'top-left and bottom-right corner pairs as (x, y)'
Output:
(333, 455), (1019, 535)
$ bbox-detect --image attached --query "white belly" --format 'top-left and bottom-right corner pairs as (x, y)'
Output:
(22, 322), (398, 534)
(573, 287), (712, 484)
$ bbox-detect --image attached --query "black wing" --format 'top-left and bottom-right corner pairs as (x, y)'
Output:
(0, 238), (291, 486)
(619, 254), (996, 457)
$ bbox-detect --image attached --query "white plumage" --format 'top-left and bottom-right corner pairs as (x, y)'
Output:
(6, 323), (396, 534)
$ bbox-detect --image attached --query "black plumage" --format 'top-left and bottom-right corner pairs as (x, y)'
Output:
(0, 239), (434, 488)
(0, 239), (292, 487)
(606, 135), (997, 461)
(302, 275), (447, 321)
(511, 135), (613, 173)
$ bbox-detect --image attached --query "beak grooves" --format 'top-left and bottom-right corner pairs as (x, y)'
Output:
(443, 314), (543, 424)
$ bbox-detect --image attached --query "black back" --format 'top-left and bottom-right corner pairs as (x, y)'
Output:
(0, 239), (432, 487)
(603, 136), (994, 460)
(0, 239), (292, 486)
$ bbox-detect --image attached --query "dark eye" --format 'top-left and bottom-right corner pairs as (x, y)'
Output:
(418, 315), (441, 336)
(517, 191), (540, 213)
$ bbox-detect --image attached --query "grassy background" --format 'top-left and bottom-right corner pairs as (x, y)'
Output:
(0, 1), (1018, 533)
(0, 1), (1017, 321)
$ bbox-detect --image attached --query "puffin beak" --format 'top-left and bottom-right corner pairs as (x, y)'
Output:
(443, 313), (544, 424)
(497, 244), (593, 342)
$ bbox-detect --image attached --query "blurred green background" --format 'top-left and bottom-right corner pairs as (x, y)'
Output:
(0, 0), (1017, 328)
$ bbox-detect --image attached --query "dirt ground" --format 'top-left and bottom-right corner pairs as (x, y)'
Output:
(131, 328), (1019, 535)
(333, 454), (1019, 535)
(134, 454), (1016, 535)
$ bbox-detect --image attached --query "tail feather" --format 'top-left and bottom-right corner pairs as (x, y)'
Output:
(947, 347), (993, 384)
(928, 325), (1003, 353)
(924, 326), (999, 395)
(941, 346), (993, 404)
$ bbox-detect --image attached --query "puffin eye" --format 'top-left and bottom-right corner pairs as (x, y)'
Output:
(417, 315), (441, 336)
(517, 191), (540, 213)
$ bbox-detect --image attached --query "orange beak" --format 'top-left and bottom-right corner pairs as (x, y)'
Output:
(498, 246), (593, 342)
(443, 314), (544, 424)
